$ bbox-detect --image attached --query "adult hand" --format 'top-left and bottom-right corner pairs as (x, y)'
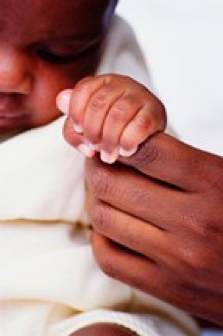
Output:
(64, 120), (223, 325)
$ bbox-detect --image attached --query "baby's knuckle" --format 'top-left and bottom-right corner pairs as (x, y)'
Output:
(102, 138), (116, 153)
(89, 94), (108, 113)
(136, 114), (151, 133)
(75, 76), (94, 91)
(102, 73), (117, 84)
(110, 103), (128, 122)
(85, 129), (101, 145)
(146, 100), (166, 127)
(120, 136), (134, 151)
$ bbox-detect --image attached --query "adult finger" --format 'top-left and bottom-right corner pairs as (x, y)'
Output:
(91, 231), (162, 294)
(88, 198), (176, 265)
(91, 232), (223, 324)
(86, 157), (190, 232)
(120, 133), (223, 192)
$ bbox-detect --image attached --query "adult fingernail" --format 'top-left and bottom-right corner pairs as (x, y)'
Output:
(73, 123), (84, 134)
(100, 149), (118, 164)
(119, 146), (138, 157)
(77, 144), (95, 158)
(56, 89), (72, 115)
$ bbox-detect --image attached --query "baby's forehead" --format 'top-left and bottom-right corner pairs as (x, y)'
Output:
(0, 0), (113, 43)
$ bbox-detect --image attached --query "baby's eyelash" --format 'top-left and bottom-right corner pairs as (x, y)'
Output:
(37, 49), (79, 64)
(37, 41), (100, 65)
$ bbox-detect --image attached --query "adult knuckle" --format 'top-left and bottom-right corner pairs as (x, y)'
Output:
(199, 218), (221, 237)
(91, 203), (112, 234)
(175, 280), (203, 306)
(130, 186), (150, 208)
(185, 211), (206, 236)
(188, 200), (223, 238)
(182, 245), (214, 276)
(98, 254), (117, 278)
(88, 165), (110, 197)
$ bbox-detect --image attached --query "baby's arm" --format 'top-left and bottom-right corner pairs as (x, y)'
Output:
(57, 74), (166, 163)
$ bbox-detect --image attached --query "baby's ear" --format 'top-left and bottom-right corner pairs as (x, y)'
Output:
(56, 89), (73, 116)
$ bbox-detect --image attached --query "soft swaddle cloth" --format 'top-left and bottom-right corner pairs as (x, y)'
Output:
(0, 16), (199, 336)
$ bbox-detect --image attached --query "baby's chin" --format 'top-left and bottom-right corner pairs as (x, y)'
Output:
(0, 121), (29, 136)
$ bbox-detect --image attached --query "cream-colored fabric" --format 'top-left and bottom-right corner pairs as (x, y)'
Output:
(0, 16), (199, 336)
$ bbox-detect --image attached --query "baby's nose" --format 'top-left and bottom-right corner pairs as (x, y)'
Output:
(0, 49), (32, 95)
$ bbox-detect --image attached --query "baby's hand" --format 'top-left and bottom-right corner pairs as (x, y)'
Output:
(57, 75), (166, 164)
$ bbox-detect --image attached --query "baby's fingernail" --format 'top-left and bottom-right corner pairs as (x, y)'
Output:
(119, 146), (138, 157)
(56, 89), (72, 115)
(73, 123), (84, 134)
(100, 150), (118, 164)
(86, 142), (100, 151)
(77, 144), (95, 158)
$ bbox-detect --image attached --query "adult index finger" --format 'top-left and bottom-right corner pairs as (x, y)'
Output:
(120, 133), (223, 193)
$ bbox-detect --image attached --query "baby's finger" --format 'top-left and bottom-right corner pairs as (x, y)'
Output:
(119, 103), (166, 155)
(70, 76), (110, 133)
(56, 89), (73, 115)
(63, 117), (95, 158)
(100, 94), (144, 156)
(84, 82), (124, 146)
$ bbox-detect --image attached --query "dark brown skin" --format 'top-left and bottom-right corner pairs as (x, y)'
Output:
(76, 132), (223, 327)
(0, 0), (116, 134)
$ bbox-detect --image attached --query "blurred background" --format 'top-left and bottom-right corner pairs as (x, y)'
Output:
(117, 0), (223, 156)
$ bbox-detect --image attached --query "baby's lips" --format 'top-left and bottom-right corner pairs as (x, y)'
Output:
(56, 89), (73, 115)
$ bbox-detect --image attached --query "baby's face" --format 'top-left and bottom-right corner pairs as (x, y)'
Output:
(0, 0), (115, 134)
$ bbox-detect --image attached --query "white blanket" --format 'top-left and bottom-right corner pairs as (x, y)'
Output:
(0, 16), (199, 336)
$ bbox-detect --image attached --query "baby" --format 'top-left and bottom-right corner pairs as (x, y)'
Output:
(0, 0), (199, 335)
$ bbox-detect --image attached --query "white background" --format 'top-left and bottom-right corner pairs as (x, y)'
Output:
(116, 1), (223, 155)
